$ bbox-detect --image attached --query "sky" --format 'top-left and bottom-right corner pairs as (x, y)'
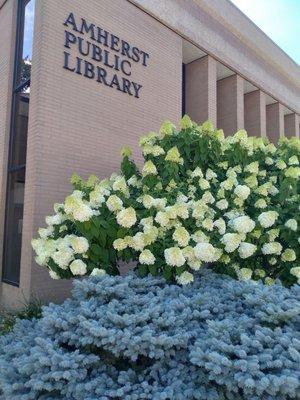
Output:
(23, 0), (35, 60)
(230, 0), (300, 65)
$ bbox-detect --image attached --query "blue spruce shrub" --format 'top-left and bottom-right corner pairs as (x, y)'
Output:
(0, 271), (299, 399)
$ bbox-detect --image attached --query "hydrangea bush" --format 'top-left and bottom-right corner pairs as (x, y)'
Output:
(32, 116), (300, 285)
(0, 272), (299, 399)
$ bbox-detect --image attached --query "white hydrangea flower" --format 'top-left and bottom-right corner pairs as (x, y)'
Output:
(285, 219), (297, 231)
(89, 190), (106, 208)
(91, 268), (106, 276)
(258, 211), (279, 228)
(164, 247), (185, 267)
(113, 238), (127, 251)
(69, 259), (87, 275)
(52, 247), (74, 269)
(199, 178), (210, 190)
(213, 218), (226, 235)
(290, 267), (300, 279)
(216, 199), (228, 210)
(176, 271), (194, 285)
(70, 236), (89, 254)
(112, 176), (128, 193)
(142, 144), (165, 157)
(142, 160), (158, 176)
(238, 242), (257, 258)
(106, 195), (123, 212)
(262, 242), (282, 255)
(127, 175), (141, 188)
(244, 161), (259, 174)
(267, 228), (280, 241)
(285, 166), (300, 179)
(38, 226), (54, 239)
(275, 160), (286, 170)
(205, 169), (217, 180)
(152, 198), (167, 210)
(194, 243), (221, 262)
(237, 268), (252, 281)
(268, 185), (279, 196)
(288, 155), (299, 165)
(130, 233), (145, 251)
(139, 249), (156, 265)
(173, 226), (190, 247)
(202, 218), (214, 231)
(49, 270), (60, 280)
(202, 191), (215, 204)
(190, 167), (203, 178)
(45, 214), (63, 226)
(165, 146), (183, 164)
(265, 157), (273, 165)
(231, 215), (255, 234)
(155, 211), (170, 227)
(234, 185), (251, 200)
(191, 230), (210, 243)
(73, 203), (94, 222)
(116, 207), (137, 228)
(188, 259), (202, 271)
(254, 199), (267, 209)
(221, 233), (242, 253)
(281, 249), (296, 262)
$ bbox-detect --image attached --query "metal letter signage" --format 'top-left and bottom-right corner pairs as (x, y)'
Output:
(63, 12), (150, 99)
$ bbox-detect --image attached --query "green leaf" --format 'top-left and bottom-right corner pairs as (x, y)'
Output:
(138, 264), (148, 277)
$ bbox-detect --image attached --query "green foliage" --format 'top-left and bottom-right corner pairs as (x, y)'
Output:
(32, 116), (300, 286)
(0, 298), (42, 336)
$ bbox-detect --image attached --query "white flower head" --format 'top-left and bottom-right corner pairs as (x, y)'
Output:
(238, 242), (257, 259)
(234, 185), (250, 200)
(194, 243), (222, 263)
(70, 236), (89, 254)
(231, 215), (255, 234)
(69, 259), (87, 275)
(285, 219), (297, 231)
(91, 268), (106, 276)
(258, 211), (279, 228)
(164, 247), (185, 267)
(176, 271), (194, 285)
(116, 207), (137, 228)
(139, 249), (156, 265)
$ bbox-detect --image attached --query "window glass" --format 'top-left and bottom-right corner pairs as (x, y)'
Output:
(2, 0), (35, 285)
(18, 0), (35, 87)
(2, 169), (25, 284)
(10, 93), (29, 168)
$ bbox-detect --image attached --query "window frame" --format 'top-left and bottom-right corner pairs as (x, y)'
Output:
(2, 0), (32, 286)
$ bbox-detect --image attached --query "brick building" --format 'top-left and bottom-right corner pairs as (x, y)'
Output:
(0, 0), (299, 307)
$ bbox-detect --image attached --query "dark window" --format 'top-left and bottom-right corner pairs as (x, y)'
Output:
(2, 0), (35, 286)
(182, 63), (186, 116)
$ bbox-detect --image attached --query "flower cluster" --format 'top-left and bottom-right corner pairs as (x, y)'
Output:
(0, 272), (299, 399)
(32, 116), (300, 285)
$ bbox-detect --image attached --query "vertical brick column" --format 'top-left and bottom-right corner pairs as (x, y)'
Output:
(266, 102), (284, 143)
(185, 55), (217, 126)
(217, 74), (244, 136)
(284, 113), (299, 138)
(244, 90), (266, 137)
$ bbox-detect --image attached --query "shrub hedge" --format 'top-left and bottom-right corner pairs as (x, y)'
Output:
(0, 271), (299, 399)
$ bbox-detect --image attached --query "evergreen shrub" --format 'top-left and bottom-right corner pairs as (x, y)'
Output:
(0, 271), (299, 399)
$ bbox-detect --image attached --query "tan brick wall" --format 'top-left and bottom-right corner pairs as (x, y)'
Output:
(13, 0), (182, 306)
(185, 55), (217, 126)
(0, 0), (19, 307)
(244, 90), (266, 137)
(266, 102), (284, 143)
(284, 113), (299, 138)
(217, 74), (244, 136)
